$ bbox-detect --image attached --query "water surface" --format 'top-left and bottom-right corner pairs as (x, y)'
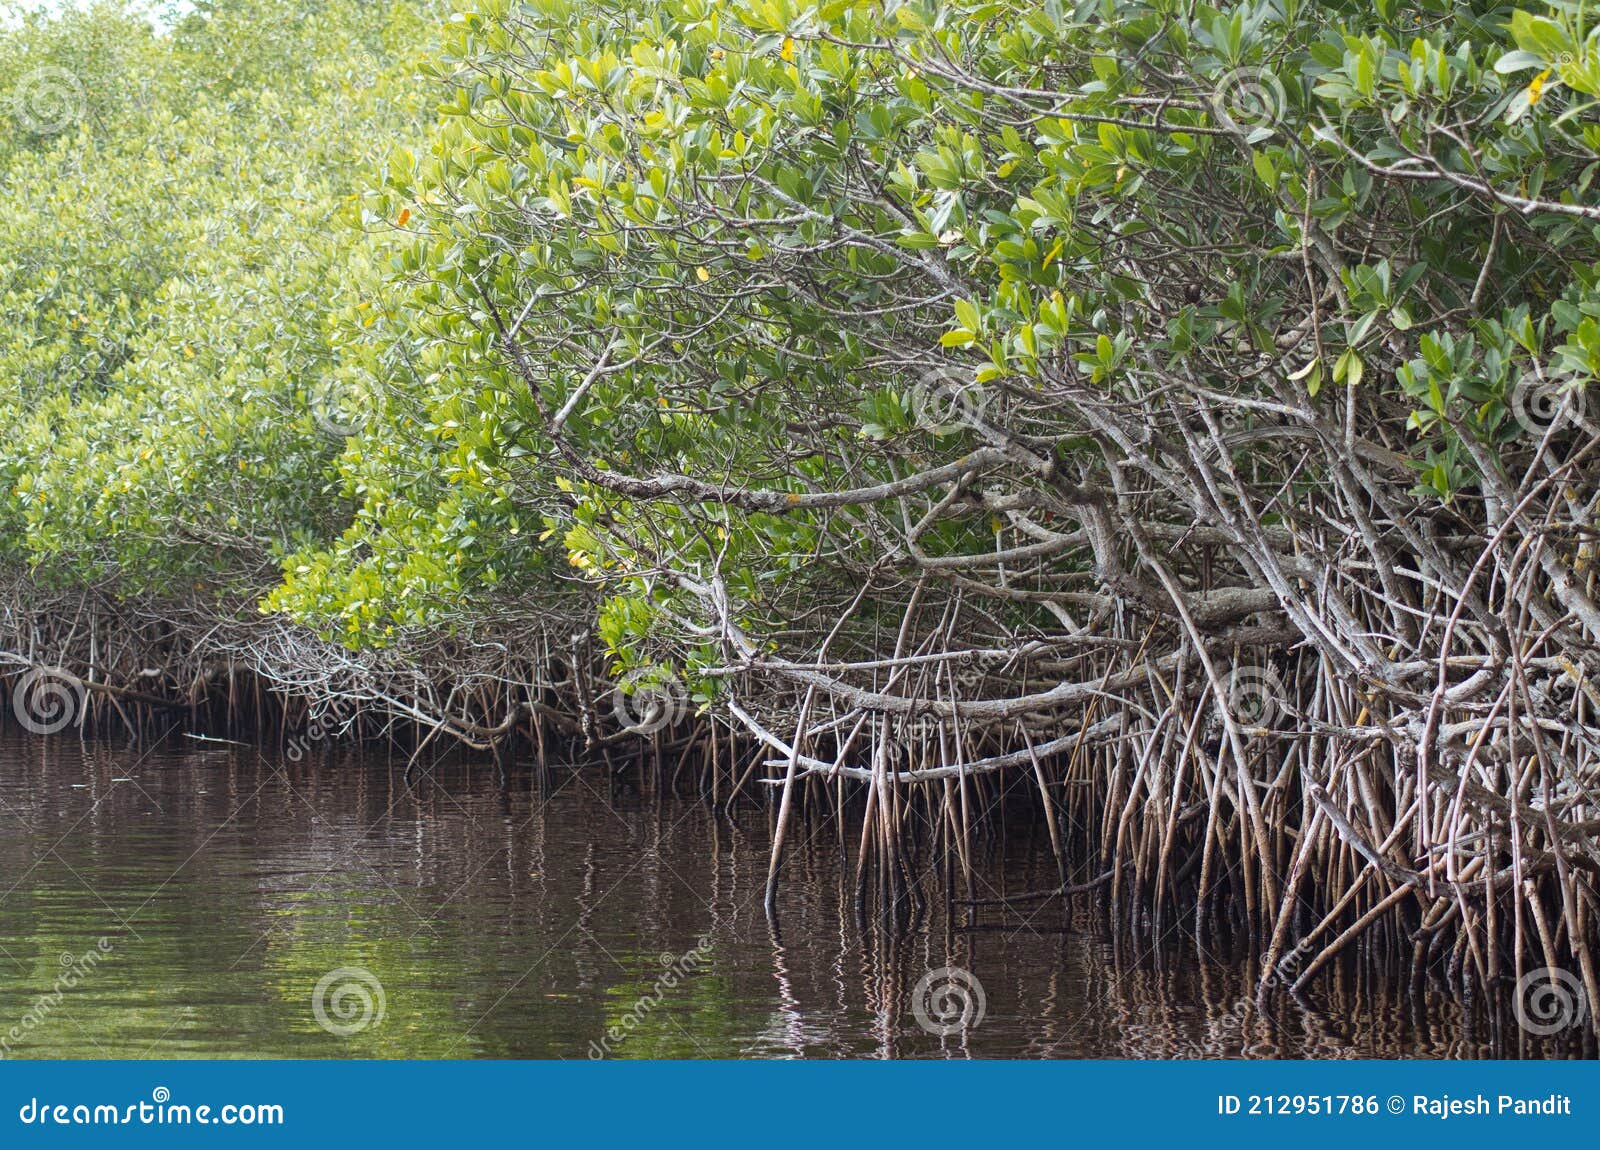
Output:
(0, 731), (1579, 1058)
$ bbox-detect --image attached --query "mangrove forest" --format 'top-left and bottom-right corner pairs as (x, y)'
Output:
(3, 0), (1600, 1057)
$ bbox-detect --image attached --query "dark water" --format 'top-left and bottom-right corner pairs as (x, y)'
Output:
(0, 730), (1573, 1059)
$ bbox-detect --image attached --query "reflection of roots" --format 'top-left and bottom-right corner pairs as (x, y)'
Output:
(9, 403), (1600, 1050)
(705, 535), (1600, 1033)
(911, 966), (986, 1035)
(1514, 967), (1588, 1036)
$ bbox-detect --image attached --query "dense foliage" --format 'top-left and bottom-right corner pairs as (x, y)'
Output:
(271, 0), (1600, 744)
(8, 0), (1600, 994)
(1, 0), (431, 597)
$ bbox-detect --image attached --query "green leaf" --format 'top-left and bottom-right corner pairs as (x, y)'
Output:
(1334, 348), (1365, 387)
(1509, 12), (1575, 62)
(1252, 151), (1277, 187)
(1494, 49), (1547, 75)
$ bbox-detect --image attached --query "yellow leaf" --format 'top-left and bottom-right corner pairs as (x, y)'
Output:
(781, 37), (795, 62)
(1529, 68), (1551, 105)
(696, 266), (710, 282)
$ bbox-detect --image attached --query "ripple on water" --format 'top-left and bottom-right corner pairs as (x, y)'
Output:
(0, 731), (1588, 1059)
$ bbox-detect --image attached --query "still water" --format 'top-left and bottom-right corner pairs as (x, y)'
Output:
(0, 730), (1571, 1059)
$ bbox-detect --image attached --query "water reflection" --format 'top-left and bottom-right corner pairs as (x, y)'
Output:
(0, 731), (1586, 1058)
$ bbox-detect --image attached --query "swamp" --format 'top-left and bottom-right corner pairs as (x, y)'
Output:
(1, 0), (1598, 1059)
